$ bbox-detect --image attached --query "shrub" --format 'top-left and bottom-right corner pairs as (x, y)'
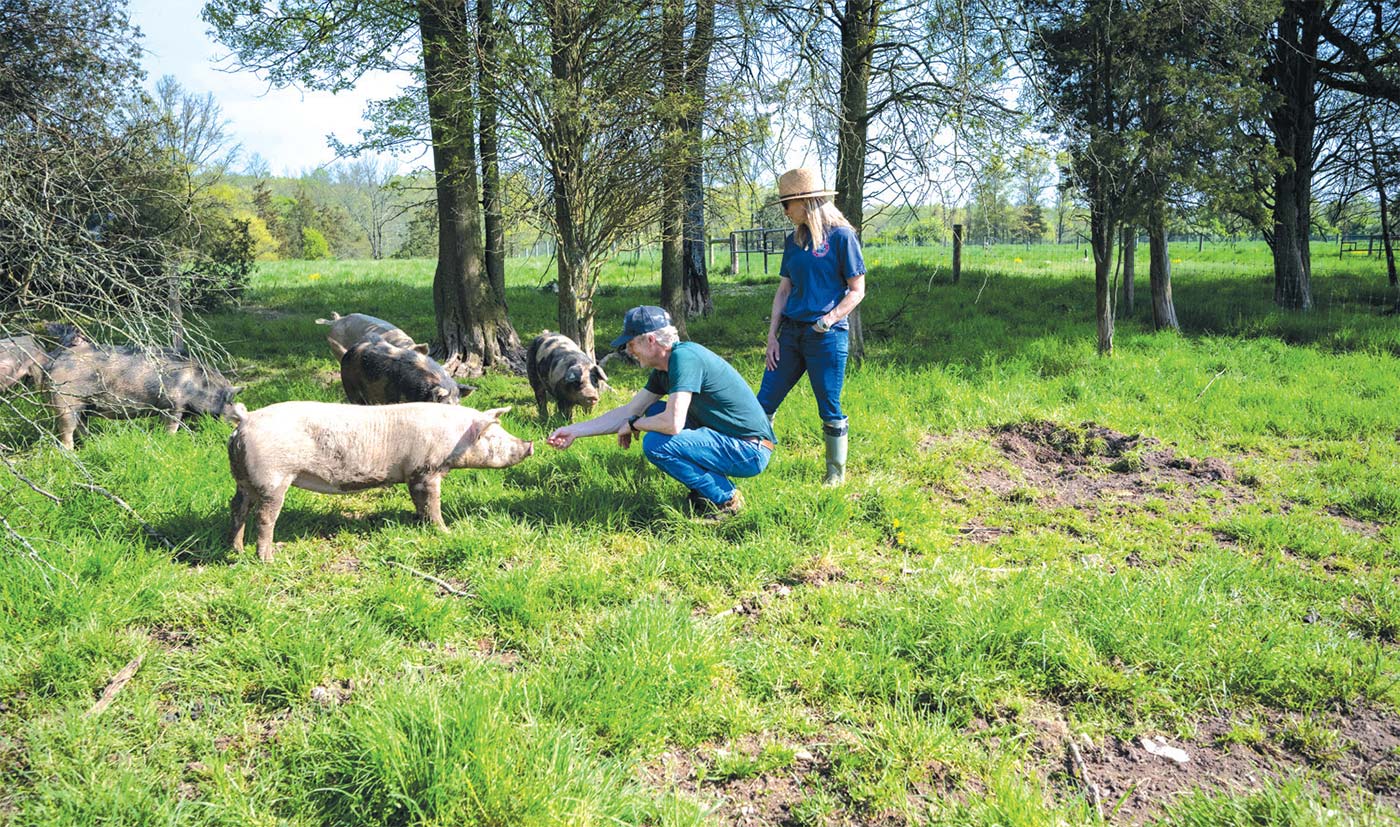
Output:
(302, 226), (330, 260)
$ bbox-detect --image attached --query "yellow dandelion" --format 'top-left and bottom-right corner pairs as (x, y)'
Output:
(896, 531), (907, 545)
(308, 272), (322, 281)
(1014, 257), (1023, 263)
(892, 518), (901, 529)
(1171, 258), (1182, 264)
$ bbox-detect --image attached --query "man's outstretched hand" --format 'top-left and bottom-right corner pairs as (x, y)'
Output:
(546, 427), (577, 449)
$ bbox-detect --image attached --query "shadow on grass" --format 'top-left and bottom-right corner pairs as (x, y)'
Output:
(209, 259), (1400, 385)
(152, 501), (433, 566)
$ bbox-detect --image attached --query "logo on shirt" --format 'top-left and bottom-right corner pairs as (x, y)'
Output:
(811, 240), (829, 257)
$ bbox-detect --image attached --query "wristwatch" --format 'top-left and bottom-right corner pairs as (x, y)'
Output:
(813, 318), (832, 333)
(627, 414), (643, 433)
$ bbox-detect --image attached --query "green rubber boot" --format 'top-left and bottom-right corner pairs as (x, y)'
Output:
(822, 419), (848, 486)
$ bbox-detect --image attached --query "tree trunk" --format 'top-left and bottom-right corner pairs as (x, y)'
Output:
(682, 0), (715, 318)
(478, 0), (507, 302)
(420, 0), (522, 376)
(682, 159), (711, 317)
(1268, 0), (1320, 311)
(1090, 195), (1114, 356)
(659, 0), (687, 337)
(1146, 201), (1179, 331)
(555, 213), (595, 354)
(548, 0), (595, 355)
(833, 0), (879, 364)
(1121, 225), (1135, 317)
(1364, 117), (1398, 290)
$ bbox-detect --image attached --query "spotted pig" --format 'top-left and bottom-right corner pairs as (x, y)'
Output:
(526, 331), (609, 422)
(340, 336), (472, 405)
(45, 338), (240, 449)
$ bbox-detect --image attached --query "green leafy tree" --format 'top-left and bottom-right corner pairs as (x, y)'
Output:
(1260, 1), (1400, 310)
(491, 0), (669, 355)
(204, 0), (524, 374)
(1025, 0), (1146, 355)
(302, 227), (331, 260)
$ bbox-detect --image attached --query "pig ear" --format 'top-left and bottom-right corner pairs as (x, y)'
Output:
(413, 343), (430, 354)
(435, 386), (451, 398)
(483, 406), (511, 421)
(228, 386), (243, 396)
(328, 338), (348, 359)
(457, 383), (477, 397)
(593, 364), (609, 387)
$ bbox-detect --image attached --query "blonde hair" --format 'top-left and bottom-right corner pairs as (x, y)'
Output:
(790, 197), (853, 250)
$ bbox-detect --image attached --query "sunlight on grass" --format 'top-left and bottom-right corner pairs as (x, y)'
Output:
(2, 242), (1398, 823)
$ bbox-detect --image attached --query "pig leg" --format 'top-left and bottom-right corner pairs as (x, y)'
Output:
(533, 384), (550, 422)
(408, 475), (447, 531)
(52, 397), (80, 450)
(253, 482), (290, 563)
(229, 485), (251, 553)
(559, 401), (573, 422)
(162, 411), (183, 434)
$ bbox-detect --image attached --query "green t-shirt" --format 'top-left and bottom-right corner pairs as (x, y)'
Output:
(644, 342), (776, 443)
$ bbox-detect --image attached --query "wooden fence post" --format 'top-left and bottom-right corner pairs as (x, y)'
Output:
(729, 232), (738, 275)
(952, 224), (963, 284)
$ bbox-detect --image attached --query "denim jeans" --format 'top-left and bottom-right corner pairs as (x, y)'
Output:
(757, 318), (849, 422)
(639, 404), (771, 505)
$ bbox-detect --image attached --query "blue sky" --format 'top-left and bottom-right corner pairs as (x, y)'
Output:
(128, 0), (417, 176)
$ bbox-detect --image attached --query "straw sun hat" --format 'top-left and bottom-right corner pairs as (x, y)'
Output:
(769, 167), (838, 205)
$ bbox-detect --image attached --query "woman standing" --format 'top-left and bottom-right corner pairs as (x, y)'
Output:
(758, 167), (867, 485)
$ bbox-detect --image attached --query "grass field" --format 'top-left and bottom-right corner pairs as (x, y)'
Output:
(1, 241), (1398, 825)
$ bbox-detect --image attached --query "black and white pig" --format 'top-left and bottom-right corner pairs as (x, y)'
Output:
(526, 331), (609, 422)
(227, 402), (533, 562)
(316, 311), (422, 357)
(45, 339), (240, 449)
(339, 336), (473, 406)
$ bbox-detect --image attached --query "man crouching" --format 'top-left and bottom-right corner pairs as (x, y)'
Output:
(545, 306), (775, 519)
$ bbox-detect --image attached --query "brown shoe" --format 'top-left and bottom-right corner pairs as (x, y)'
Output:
(700, 489), (744, 522)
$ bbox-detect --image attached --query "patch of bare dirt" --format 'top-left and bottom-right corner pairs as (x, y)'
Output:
(1031, 704), (1400, 824)
(790, 557), (847, 587)
(310, 678), (353, 706)
(645, 735), (843, 826)
(213, 708), (291, 753)
(966, 421), (1249, 513)
(644, 732), (951, 825)
(648, 746), (814, 826)
(326, 554), (361, 574)
(1326, 506), (1386, 539)
(149, 626), (196, 651)
(472, 637), (521, 669)
(957, 522), (1012, 544)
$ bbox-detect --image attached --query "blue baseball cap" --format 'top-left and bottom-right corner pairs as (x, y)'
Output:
(611, 305), (672, 349)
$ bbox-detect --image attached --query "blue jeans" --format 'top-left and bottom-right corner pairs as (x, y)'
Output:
(757, 318), (849, 422)
(639, 404), (771, 505)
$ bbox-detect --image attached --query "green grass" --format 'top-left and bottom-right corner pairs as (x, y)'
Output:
(1, 241), (1398, 824)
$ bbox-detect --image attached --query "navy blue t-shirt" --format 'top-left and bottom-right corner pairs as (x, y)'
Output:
(779, 225), (866, 327)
